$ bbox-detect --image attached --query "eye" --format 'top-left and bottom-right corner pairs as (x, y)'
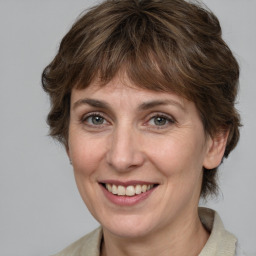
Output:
(88, 115), (105, 125)
(82, 113), (109, 127)
(151, 116), (168, 126)
(147, 114), (175, 128)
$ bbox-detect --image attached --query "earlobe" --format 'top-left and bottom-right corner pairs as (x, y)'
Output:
(203, 130), (229, 169)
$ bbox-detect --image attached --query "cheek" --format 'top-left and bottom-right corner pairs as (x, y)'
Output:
(147, 134), (205, 177)
(69, 132), (105, 176)
(68, 134), (106, 212)
(150, 138), (205, 207)
(145, 132), (206, 204)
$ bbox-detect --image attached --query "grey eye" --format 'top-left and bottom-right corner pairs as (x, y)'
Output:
(153, 116), (168, 126)
(87, 115), (105, 125)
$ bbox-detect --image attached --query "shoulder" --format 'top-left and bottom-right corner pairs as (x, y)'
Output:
(51, 227), (102, 256)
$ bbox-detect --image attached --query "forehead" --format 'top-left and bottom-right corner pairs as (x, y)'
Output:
(70, 76), (194, 117)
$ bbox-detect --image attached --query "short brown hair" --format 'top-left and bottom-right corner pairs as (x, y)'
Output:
(42, 0), (241, 198)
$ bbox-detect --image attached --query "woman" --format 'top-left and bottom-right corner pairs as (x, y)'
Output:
(42, 0), (243, 255)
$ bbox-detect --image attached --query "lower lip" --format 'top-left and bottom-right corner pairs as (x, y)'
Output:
(100, 185), (157, 206)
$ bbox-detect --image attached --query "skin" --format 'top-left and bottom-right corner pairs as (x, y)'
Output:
(67, 75), (228, 256)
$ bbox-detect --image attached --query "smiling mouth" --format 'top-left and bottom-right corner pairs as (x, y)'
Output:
(101, 183), (158, 197)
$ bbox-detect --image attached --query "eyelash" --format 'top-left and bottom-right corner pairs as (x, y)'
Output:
(145, 113), (175, 129)
(80, 112), (176, 129)
(80, 112), (110, 128)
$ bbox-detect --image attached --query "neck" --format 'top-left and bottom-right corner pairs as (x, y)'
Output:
(101, 208), (209, 256)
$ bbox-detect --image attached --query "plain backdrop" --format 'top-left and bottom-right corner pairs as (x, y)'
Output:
(0, 0), (255, 255)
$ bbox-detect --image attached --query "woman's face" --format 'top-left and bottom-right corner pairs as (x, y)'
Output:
(68, 76), (215, 238)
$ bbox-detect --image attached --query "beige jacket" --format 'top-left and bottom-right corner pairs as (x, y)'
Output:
(52, 207), (242, 256)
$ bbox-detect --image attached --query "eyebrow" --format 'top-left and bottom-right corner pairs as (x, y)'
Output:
(72, 98), (185, 111)
(138, 99), (185, 111)
(72, 98), (111, 110)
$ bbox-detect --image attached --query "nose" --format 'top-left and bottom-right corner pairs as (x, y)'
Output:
(106, 126), (145, 172)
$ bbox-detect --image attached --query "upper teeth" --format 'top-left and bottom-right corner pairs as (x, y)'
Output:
(105, 184), (154, 196)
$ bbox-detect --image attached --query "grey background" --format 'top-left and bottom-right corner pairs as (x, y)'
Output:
(0, 0), (255, 255)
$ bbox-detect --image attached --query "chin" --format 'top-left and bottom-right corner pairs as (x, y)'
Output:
(99, 213), (159, 239)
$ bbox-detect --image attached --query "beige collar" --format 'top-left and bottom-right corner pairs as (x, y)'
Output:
(199, 207), (237, 256)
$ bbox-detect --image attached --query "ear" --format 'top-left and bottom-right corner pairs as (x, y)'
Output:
(203, 130), (229, 169)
